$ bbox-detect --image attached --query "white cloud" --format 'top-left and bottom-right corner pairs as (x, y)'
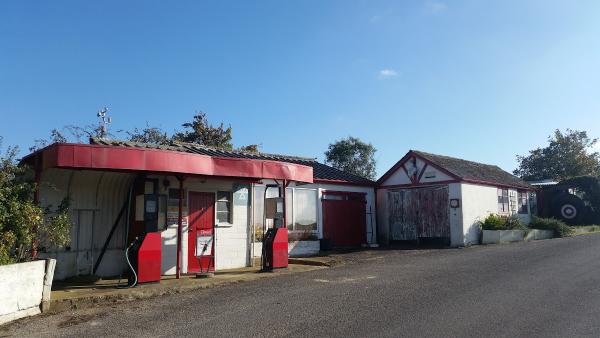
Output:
(378, 69), (398, 79)
(425, 1), (448, 14)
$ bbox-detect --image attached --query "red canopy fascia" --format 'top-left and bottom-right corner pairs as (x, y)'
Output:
(24, 143), (313, 183)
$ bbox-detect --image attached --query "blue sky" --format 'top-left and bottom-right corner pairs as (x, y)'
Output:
(1, 1), (599, 177)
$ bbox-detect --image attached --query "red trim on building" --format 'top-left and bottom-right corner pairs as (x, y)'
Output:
(378, 179), (533, 191)
(25, 143), (314, 183)
(378, 180), (460, 190)
(313, 178), (376, 187)
(460, 179), (535, 191)
(322, 190), (368, 196)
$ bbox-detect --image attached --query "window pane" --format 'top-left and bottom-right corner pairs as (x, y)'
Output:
(216, 211), (229, 223)
(217, 191), (230, 202)
(216, 191), (231, 223)
(294, 189), (317, 232)
(168, 188), (187, 207)
(217, 201), (229, 213)
(253, 186), (265, 241)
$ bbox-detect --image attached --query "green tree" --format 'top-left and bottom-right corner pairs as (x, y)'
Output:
(237, 144), (260, 153)
(126, 124), (170, 145)
(325, 136), (377, 180)
(514, 129), (600, 181)
(172, 112), (233, 149)
(0, 138), (72, 265)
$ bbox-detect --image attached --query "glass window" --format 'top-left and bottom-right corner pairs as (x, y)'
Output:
(293, 189), (317, 232)
(286, 188), (293, 228)
(168, 188), (187, 207)
(252, 185), (265, 242)
(497, 189), (509, 214)
(518, 191), (528, 214)
(216, 191), (232, 223)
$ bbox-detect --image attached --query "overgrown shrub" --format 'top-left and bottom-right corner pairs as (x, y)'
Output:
(480, 214), (506, 230)
(0, 140), (72, 265)
(529, 216), (573, 238)
(480, 214), (528, 231)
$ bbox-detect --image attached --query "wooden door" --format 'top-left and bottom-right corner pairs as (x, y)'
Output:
(322, 192), (366, 247)
(389, 186), (450, 241)
(187, 192), (215, 273)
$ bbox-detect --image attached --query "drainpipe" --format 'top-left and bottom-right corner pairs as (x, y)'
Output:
(176, 176), (185, 279)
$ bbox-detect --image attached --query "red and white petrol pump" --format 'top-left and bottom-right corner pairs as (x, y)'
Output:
(261, 184), (289, 271)
(125, 179), (163, 287)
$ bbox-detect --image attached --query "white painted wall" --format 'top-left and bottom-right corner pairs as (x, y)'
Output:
(448, 183), (463, 247)
(380, 157), (453, 186)
(459, 183), (498, 245)
(459, 183), (533, 246)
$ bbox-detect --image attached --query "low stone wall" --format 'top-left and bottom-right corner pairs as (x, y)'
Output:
(524, 229), (554, 241)
(482, 229), (555, 245)
(288, 241), (320, 257)
(482, 230), (525, 244)
(0, 259), (55, 325)
(253, 241), (320, 258)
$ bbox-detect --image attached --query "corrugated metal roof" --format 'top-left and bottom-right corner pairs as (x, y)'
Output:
(89, 138), (375, 186)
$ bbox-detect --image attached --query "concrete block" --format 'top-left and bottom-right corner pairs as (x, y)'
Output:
(481, 230), (525, 244)
(0, 260), (48, 325)
(525, 229), (554, 241)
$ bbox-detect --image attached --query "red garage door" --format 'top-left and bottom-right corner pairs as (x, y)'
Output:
(322, 191), (366, 248)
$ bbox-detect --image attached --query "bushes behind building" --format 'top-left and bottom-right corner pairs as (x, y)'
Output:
(529, 216), (573, 238)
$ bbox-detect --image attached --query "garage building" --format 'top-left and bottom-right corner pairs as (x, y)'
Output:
(376, 150), (534, 247)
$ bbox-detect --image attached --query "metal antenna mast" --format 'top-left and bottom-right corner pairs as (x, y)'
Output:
(97, 107), (112, 138)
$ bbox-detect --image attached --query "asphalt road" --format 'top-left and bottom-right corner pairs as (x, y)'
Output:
(4, 234), (600, 338)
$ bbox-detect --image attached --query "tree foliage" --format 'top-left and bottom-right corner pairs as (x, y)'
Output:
(126, 124), (170, 145)
(0, 138), (72, 265)
(325, 137), (377, 180)
(172, 112), (233, 149)
(237, 144), (260, 153)
(514, 129), (600, 181)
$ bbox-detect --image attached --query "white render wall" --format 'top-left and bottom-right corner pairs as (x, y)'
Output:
(380, 157), (453, 186)
(448, 183), (463, 247)
(459, 183), (498, 245)
(459, 183), (532, 246)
